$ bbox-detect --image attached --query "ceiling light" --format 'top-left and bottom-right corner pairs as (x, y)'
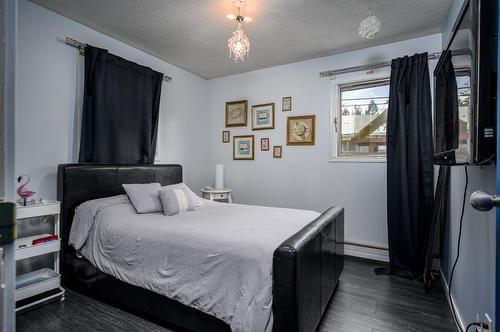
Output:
(226, 13), (252, 22)
(227, 0), (251, 62)
(359, 9), (381, 39)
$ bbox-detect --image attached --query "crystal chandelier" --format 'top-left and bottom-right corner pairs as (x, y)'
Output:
(227, 0), (251, 62)
(359, 9), (381, 39)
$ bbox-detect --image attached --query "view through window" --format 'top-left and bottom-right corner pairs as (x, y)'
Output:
(337, 79), (390, 158)
(456, 71), (470, 157)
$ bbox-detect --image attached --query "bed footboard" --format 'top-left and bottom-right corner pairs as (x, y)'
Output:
(272, 206), (344, 332)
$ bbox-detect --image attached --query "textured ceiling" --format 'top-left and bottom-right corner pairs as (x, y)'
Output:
(30, 0), (453, 79)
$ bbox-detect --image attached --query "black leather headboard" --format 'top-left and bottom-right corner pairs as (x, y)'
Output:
(57, 164), (182, 255)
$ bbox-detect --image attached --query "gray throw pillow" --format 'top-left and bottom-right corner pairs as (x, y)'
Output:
(161, 183), (204, 207)
(122, 183), (162, 214)
(159, 187), (195, 216)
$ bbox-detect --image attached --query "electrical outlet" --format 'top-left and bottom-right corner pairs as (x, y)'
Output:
(475, 313), (493, 332)
(484, 313), (493, 332)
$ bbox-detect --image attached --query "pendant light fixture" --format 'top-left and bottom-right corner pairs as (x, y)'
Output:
(359, 8), (381, 39)
(227, 0), (252, 62)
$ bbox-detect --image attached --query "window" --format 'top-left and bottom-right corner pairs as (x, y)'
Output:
(456, 70), (470, 156)
(334, 78), (390, 159)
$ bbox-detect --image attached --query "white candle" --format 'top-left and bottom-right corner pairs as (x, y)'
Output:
(215, 164), (224, 190)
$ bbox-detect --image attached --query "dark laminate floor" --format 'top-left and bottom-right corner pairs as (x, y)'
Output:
(17, 257), (457, 332)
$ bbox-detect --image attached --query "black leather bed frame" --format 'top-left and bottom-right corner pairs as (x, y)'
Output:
(57, 164), (344, 332)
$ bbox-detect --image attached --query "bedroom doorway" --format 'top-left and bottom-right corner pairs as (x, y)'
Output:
(1, 0), (17, 331)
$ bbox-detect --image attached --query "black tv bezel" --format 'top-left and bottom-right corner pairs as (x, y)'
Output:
(433, 0), (497, 166)
(433, 0), (474, 166)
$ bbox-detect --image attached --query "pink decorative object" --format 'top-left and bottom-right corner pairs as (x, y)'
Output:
(17, 175), (35, 206)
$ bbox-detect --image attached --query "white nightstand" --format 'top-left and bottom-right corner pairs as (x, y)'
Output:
(200, 188), (233, 203)
(15, 200), (65, 311)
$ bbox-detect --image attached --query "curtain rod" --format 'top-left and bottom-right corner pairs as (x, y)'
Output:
(319, 49), (470, 79)
(65, 37), (172, 82)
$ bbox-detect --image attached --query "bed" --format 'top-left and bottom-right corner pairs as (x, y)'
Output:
(57, 164), (344, 332)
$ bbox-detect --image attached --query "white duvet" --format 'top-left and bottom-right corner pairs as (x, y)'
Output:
(69, 195), (319, 332)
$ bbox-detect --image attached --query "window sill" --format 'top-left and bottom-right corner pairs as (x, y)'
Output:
(329, 157), (386, 163)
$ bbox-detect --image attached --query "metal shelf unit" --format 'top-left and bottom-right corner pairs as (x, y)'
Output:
(15, 201), (65, 311)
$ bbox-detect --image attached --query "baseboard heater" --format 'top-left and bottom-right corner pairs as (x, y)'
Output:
(341, 241), (389, 262)
(340, 241), (388, 251)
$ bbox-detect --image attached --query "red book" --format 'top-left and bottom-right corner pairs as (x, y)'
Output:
(32, 235), (58, 245)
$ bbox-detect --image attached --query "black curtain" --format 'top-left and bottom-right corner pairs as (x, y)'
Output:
(435, 51), (459, 154)
(382, 53), (434, 278)
(79, 45), (163, 164)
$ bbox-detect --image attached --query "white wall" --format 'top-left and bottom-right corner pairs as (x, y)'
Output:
(15, 0), (210, 200)
(442, 0), (465, 48)
(206, 34), (442, 253)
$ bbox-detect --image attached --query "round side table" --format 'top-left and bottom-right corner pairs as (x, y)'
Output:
(200, 188), (233, 203)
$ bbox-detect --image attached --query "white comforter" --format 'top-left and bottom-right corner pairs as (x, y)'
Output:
(69, 196), (319, 332)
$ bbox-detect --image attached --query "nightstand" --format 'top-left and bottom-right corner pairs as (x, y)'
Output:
(200, 188), (233, 203)
(15, 201), (65, 311)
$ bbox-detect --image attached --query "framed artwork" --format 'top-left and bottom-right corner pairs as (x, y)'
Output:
(251, 103), (275, 130)
(225, 100), (248, 127)
(282, 96), (292, 112)
(233, 135), (255, 160)
(273, 145), (282, 158)
(261, 138), (270, 151)
(222, 130), (230, 143)
(287, 115), (316, 145)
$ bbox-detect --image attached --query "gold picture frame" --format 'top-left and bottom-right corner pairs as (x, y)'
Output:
(286, 115), (316, 145)
(282, 96), (292, 112)
(261, 138), (270, 151)
(251, 103), (275, 130)
(225, 100), (248, 127)
(233, 135), (255, 160)
(222, 130), (230, 143)
(273, 145), (282, 158)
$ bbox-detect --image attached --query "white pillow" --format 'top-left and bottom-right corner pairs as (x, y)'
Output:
(122, 183), (162, 213)
(162, 183), (204, 207)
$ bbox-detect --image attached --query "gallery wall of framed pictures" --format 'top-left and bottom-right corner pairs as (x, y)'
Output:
(223, 96), (315, 160)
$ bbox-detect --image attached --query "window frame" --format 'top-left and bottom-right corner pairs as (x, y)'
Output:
(330, 70), (391, 163)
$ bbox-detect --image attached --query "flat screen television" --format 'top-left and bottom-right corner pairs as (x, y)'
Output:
(433, 0), (497, 165)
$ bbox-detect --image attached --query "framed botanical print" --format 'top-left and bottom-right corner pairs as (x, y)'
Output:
(261, 138), (269, 151)
(287, 115), (315, 145)
(251, 103), (275, 130)
(233, 135), (255, 160)
(282, 96), (292, 112)
(222, 130), (230, 143)
(273, 145), (282, 158)
(225, 100), (248, 127)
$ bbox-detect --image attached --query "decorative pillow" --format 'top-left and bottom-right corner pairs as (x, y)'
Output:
(159, 188), (195, 216)
(122, 183), (162, 214)
(162, 183), (204, 207)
